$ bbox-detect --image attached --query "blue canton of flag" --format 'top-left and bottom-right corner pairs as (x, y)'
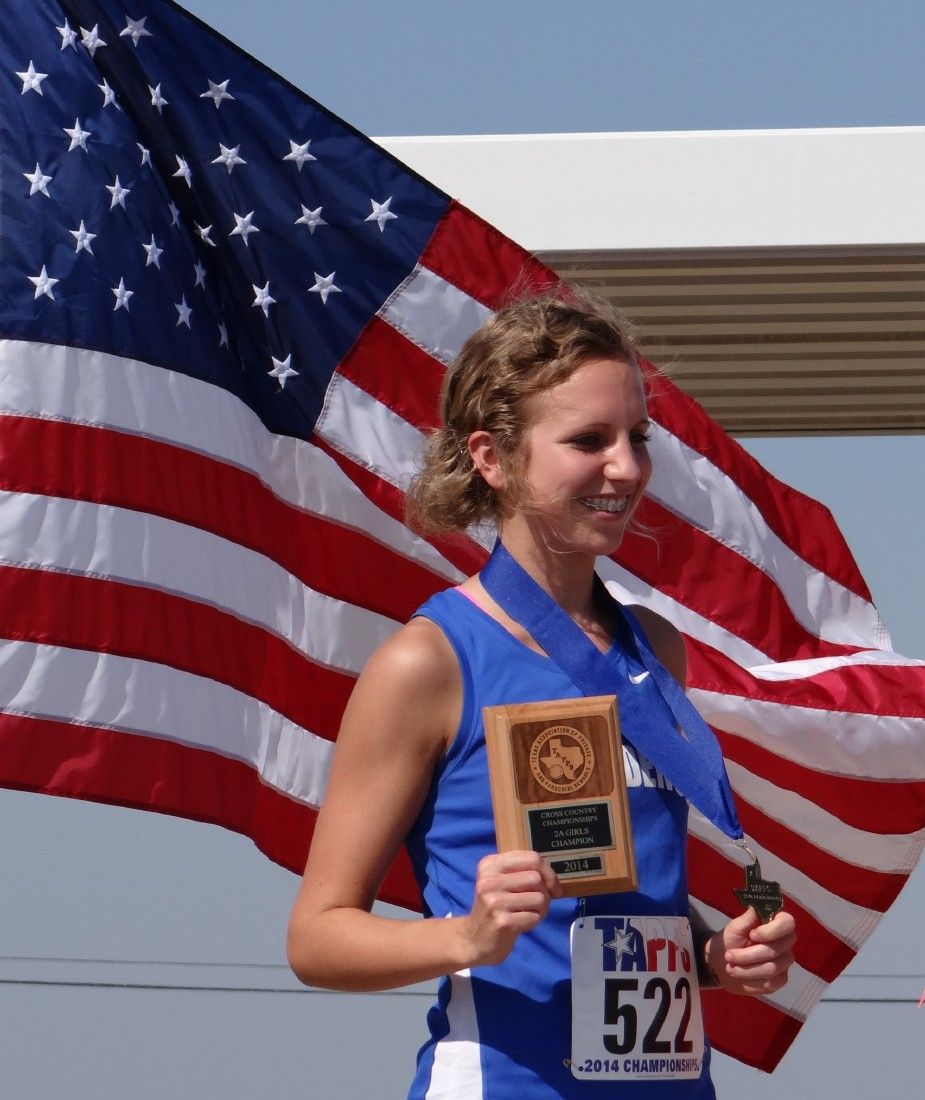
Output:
(1, 0), (449, 436)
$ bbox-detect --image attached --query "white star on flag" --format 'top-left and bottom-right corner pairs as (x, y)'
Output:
(295, 205), (326, 234)
(175, 296), (192, 328)
(23, 163), (52, 197)
(365, 197), (397, 232)
(193, 261), (207, 287)
(111, 278), (133, 311)
(308, 271), (341, 304)
(149, 83), (168, 113)
(201, 79), (234, 108)
(173, 157), (192, 187)
(283, 139), (316, 170)
(16, 62), (47, 96)
(70, 221), (96, 254)
(120, 16), (152, 46)
(80, 25), (106, 56)
(168, 202), (181, 227)
(106, 175), (130, 210)
(28, 266), (59, 301)
(195, 223), (216, 247)
(230, 211), (259, 245)
(252, 282), (275, 316)
(217, 321), (229, 348)
(56, 19), (78, 50)
(268, 354), (298, 388)
(142, 235), (163, 268)
(212, 144), (246, 173)
(137, 144), (152, 167)
(64, 118), (91, 152)
(98, 79), (118, 108)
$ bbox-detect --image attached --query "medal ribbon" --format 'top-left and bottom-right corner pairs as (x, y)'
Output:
(480, 539), (742, 840)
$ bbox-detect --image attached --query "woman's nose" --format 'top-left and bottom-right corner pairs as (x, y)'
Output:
(603, 440), (641, 483)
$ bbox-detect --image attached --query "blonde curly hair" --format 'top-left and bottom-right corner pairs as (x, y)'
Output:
(406, 288), (639, 535)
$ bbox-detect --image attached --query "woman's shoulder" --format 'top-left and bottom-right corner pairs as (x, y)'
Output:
(369, 614), (460, 693)
(342, 615), (462, 759)
(625, 604), (687, 686)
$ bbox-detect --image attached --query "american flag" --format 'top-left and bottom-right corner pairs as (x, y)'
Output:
(1, 0), (923, 1073)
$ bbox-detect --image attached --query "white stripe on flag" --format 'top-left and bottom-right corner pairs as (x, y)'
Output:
(748, 649), (925, 681)
(0, 340), (462, 584)
(693, 688), (925, 782)
(381, 264), (492, 365)
(726, 758), (925, 874)
(316, 371), (425, 491)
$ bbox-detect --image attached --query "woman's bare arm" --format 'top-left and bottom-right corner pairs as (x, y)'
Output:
(287, 615), (559, 992)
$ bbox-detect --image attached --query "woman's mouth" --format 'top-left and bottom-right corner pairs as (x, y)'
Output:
(579, 495), (630, 514)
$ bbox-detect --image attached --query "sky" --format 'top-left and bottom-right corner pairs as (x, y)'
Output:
(2, 1), (924, 1096)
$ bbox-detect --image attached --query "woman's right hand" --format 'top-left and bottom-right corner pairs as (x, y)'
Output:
(460, 850), (563, 967)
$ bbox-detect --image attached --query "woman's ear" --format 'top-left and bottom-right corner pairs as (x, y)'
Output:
(467, 430), (506, 491)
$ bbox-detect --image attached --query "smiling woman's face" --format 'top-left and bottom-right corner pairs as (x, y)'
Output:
(510, 356), (652, 558)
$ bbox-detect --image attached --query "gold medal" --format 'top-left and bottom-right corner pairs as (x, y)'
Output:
(733, 843), (784, 923)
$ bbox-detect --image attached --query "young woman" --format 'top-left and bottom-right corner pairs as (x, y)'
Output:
(288, 291), (796, 1097)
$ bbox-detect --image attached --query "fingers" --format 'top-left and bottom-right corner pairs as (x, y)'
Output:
(716, 909), (797, 996)
(476, 851), (561, 912)
(463, 851), (561, 967)
(723, 905), (762, 941)
(725, 910), (796, 965)
(747, 909), (796, 945)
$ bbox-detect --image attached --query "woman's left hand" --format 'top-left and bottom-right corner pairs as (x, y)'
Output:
(704, 908), (797, 996)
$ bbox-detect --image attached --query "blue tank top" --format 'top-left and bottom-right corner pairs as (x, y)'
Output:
(405, 589), (715, 1099)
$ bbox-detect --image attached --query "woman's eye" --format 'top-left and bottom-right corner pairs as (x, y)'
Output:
(571, 435), (601, 451)
(632, 432), (652, 447)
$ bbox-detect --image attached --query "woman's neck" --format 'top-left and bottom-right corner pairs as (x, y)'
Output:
(495, 522), (599, 624)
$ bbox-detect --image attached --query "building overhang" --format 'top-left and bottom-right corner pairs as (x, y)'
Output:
(380, 128), (925, 435)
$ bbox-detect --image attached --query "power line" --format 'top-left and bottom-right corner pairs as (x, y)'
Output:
(0, 953), (289, 969)
(1, 954), (921, 1002)
(0, 977), (431, 995)
(0, 976), (921, 1003)
(1, 955), (921, 980)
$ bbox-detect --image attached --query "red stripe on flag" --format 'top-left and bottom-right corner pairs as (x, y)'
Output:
(0, 414), (443, 624)
(0, 711), (420, 905)
(688, 836), (856, 984)
(690, 638), (925, 722)
(719, 731), (925, 836)
(617, 502), (858, 662)
(0, 710), (312, 870)
(702, 993), (802, 1072)
(337, 316), (445, 431)
(644, 365), (872, 602)
(0, 563), (354, 739)
(419, 200), (555, 308)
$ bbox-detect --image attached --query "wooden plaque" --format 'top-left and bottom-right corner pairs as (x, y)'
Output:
(482, 695), (637, 897)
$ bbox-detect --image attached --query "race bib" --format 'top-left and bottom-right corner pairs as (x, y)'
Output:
(570, 914), (705, 1081)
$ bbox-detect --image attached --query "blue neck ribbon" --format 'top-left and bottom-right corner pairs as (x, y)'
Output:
(479, 540), (742, 840)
